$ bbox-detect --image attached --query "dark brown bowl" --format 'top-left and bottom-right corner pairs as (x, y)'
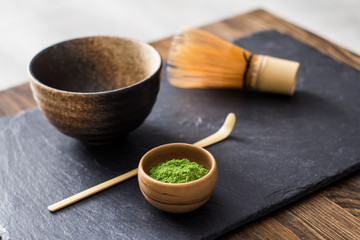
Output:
(29, 36), (162, 144)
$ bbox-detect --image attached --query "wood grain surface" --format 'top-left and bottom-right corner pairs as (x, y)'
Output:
(1, 9), (359, 239)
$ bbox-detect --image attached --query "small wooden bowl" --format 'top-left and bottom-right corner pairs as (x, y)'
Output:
(138, 143), (218, 213)
(29, 36), (162, 144)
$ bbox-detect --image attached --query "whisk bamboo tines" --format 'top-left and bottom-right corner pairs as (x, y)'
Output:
(166, 28), (300, 95)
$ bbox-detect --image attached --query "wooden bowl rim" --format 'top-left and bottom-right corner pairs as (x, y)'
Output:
(138, 142), (217, 187)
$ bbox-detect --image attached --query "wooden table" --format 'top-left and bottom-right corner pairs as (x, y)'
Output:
(1, 9), (360, 239)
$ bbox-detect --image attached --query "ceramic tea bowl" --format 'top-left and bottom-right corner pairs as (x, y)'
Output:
(29, 36), (162, 144)
(138, 143), (218, 213)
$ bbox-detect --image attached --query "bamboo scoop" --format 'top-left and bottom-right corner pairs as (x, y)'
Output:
(48, 113), (236, 212)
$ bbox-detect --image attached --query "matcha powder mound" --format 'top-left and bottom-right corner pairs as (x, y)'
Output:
(148, 158), (210, 183)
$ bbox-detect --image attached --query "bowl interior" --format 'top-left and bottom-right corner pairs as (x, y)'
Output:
(141, 143), (214, 174)
(29, 36), (161, 93)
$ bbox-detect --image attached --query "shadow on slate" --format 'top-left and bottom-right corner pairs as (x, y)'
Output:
(1, 30), (360, 240)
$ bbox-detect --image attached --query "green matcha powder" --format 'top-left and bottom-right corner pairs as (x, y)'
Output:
(148, 158), (209, 183)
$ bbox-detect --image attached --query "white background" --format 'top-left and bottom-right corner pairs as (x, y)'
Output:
(1, 0), (359, 91)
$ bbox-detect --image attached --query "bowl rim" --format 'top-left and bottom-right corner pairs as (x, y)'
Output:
(28, 35), (162, 96)
(138, 142), (217, 186)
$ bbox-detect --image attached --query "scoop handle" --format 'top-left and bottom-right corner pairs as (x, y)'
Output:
(48, 169), (138, 212)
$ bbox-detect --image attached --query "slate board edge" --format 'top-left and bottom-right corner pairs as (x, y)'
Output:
(234, 29), (357, 70)
(207, 161), (360, 240)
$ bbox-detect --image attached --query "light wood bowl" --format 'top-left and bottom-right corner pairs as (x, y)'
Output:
(138, 143), (218, 213)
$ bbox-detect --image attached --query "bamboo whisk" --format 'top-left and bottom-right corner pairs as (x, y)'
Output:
(166, 28), (300, 95)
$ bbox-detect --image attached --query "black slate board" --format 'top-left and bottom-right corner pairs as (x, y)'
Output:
(1, 30), (360, 240)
